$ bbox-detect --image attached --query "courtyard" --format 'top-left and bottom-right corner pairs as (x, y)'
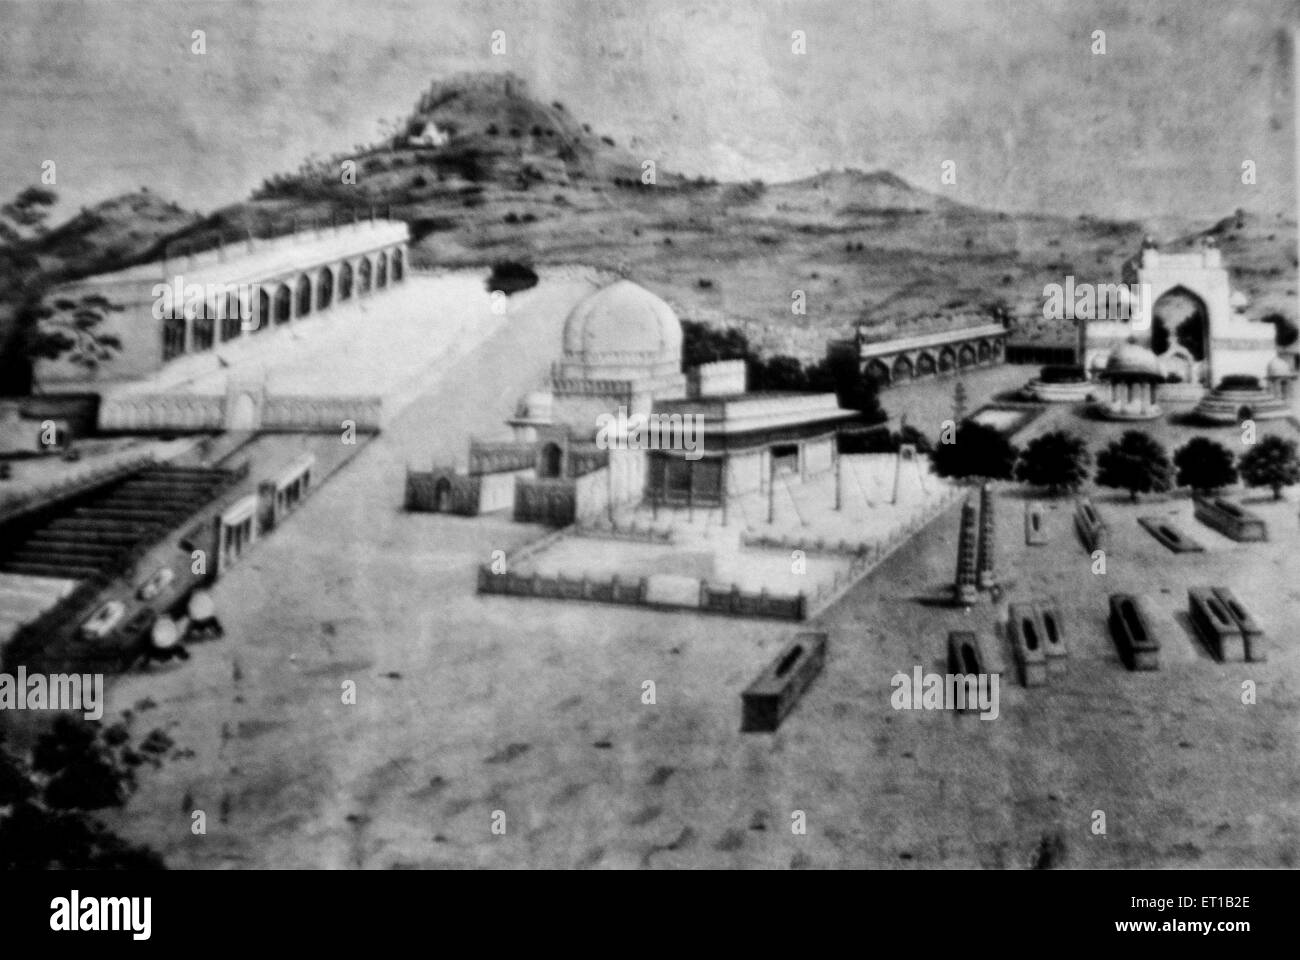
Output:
(82, 313), (1300, 867)
(513, 452), (957, 603)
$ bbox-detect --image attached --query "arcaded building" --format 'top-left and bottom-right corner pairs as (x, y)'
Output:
(36, 219), (410, 392)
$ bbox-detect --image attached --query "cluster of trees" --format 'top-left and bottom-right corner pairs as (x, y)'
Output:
(0, 186), (123, 395)
(0, 717), (166, 869)
(932, 423), (1300, 502)
(680, 321), (886, 423)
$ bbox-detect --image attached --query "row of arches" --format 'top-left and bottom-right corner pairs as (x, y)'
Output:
(863, 337), (1003, 387)
(161, 245), (407, 362)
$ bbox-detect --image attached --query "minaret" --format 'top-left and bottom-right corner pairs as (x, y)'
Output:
(953, 495), (979, 605)
(976, 482), (996, 590)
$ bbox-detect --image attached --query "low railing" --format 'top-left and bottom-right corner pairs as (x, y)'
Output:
(807, 485), (965, 616)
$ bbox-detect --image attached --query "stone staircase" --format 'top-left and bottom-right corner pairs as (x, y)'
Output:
(0, 465), (234, 582)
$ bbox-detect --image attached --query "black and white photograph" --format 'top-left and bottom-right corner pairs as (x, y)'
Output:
(0, 0), (1295, 905)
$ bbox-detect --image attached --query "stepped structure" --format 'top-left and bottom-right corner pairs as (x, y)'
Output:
(976, 482), (996, 590)
(0, 466), (232, 582)
(954, 495), (979, 605)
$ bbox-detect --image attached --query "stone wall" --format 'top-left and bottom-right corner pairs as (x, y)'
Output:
(98, 391), (383, 433)
(514, 476), (577, 526)
(405, 469), (481, 515)
(99, 393), (225, 432)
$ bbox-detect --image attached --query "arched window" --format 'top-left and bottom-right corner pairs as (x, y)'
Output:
(391, 248), (404, 282)
(358, 258), (372, 294)
(296, 275), (313, 316)
(162, 315), (186, 361)
(338, 261), (354, 301)
(539, 443), (562, 478)
(192, 315), (215, 351)
(376, 252), (388, 289)
(274, 284), (292, 325)
(257, 288), (271, 332)
(316, 267), (333, 310)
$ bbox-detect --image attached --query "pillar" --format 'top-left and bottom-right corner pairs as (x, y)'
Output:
(954, 496), (979, 605)
(721, 461), (729, 527)
(976, 482), (996, 590)
(767, 453), (776, 524)
(834, 447), (842, 511)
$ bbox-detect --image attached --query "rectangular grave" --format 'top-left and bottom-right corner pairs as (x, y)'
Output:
(1035, 600), (1068, 676)
(1188, 587), (1244, 661)
(1193, 495), (1268, 542)
(1007, 602), (1048, 687)
(1210, 587), (1265, 662)
(1025, 501), (1048, 545)
(740, 631), (828, 733)
(1138, 516), (1205, 553)
(947, 630), (990, 675)
(1109, 593), (1159, 671)
(1074, 498), (1107, 552)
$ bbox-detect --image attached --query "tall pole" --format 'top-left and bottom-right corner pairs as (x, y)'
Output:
(721, 460), (729, 527)
(606, 451), (614, 524)
(834, 445), (842, 510)
(767, 452), (775, 525)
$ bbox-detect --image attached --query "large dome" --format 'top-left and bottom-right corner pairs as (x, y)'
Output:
(560, 281), (682, 376)
(1104, 342), (1164, 380)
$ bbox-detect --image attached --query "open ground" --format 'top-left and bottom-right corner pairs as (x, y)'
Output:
(82, 288), (1300, 869)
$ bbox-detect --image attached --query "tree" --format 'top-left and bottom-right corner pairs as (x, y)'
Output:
(0, 718), (165, 869)
(680, 319), (749, 368)
(24, 294), (123, 373)
(931, 422), (1018, 483)
(678, 321), (885, 422)
(1239, 435), (1300, 500)
(1173, 437), (1238, 493)
(1015, 430), (1091, 494)
(0, 187), (123, 393)
(807, 350), (886, 423)
(1262, 312), (1299, 349)
(951, 380), (968, 424)
(1095, 430), (1174, 502)
(0, 185), (57, 246)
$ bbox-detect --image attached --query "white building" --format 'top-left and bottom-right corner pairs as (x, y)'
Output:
(37, 219), (410, 392)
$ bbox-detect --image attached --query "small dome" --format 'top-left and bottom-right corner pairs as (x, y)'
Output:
(1104, 342), (1163, 380)
(514, 390), (553, 421)
(560, 281), (681, 373)
(1266, 355), (1296, 379)
(1230, 290), (1249, 310)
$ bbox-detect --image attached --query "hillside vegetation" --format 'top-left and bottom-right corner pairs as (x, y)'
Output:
(10, 72), (1297, 364)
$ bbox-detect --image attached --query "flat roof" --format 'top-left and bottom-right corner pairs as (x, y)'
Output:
(63, 220), (410, 290)
(655, 391), (857, 435)
(857, 322), (1007, 357)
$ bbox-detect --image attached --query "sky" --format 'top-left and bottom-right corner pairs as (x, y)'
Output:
(0, 0), (1296, 221)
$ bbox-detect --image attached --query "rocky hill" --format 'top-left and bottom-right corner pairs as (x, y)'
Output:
(10, 72), (1297, 363)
